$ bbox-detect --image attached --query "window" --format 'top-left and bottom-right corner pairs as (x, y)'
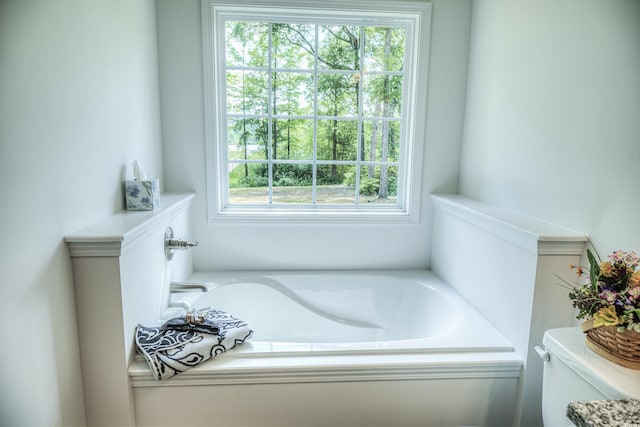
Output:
(202, 0), (431, 221)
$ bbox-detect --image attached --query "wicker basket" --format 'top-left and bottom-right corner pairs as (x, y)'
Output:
(582, 320), (640, 369)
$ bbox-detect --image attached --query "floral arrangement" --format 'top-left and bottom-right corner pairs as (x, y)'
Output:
(564, 248), (640, 332)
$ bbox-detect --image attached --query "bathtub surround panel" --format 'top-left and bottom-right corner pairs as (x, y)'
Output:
(65, 194), (195, 426)
(430, 194), (587, 427)
(64, 192), (558, 426)
(71, 257), (135, 426)
(67, 197), (523, 426)
(133, 378), (519, 426)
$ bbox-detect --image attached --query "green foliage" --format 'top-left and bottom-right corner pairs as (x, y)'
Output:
(273, 164), (312, 187)
(587, 249), (601, 291)
(229, 169), (268, 188)
(359, 176), (379, 196)
(343, 167), (398, 196)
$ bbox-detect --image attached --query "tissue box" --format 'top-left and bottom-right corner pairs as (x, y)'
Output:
(124, 179), (160, 211)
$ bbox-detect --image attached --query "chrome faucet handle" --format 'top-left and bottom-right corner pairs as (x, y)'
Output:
(164, 227), (198, 260)
(166, 238), (199, 249)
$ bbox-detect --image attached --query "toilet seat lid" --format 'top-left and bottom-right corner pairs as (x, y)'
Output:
(543, 327), (640, 399)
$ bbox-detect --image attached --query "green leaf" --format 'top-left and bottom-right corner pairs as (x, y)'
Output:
(587, 248), (601, 288)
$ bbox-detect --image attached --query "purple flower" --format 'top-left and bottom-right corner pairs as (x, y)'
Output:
(599, 289), (618, 304)
(608, 250), (639, 269)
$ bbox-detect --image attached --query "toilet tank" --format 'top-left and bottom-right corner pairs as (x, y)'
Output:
(541, 327), (640, 426)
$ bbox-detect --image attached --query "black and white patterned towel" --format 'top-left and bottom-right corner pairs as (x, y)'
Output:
(135, 309), (253, 381)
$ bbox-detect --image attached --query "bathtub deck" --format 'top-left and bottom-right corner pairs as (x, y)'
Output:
(129, 348), (521, 387)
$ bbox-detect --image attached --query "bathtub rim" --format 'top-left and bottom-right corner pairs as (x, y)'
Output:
(129, 348), (522, 388)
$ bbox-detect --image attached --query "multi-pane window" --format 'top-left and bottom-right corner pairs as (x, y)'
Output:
(203, 1), (431, 220)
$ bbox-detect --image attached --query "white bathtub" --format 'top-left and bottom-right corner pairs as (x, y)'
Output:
(130, 270), (522, 426)
(164, 270), (514, 354)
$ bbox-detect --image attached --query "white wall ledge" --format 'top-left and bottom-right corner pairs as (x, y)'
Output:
(431, 194), (587, 255)
(64, 193), (195, 257)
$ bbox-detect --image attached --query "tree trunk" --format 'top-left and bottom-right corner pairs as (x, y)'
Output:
(379, 121), (389, 199)
(330, 85), (340, 181)
(369, 102), (381, 178)
(287, 119), (291, 159)
(272, 72), (278, 162)
(332, 116), (338, 180)
(243, 121), (248, 178)
(378, 28), (393, 199)
(241, 51), (248, 179)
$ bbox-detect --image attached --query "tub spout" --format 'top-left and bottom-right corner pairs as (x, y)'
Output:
(170, 281), (208, 293)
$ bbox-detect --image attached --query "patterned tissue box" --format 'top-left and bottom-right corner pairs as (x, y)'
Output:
(124, 179), (160, 211)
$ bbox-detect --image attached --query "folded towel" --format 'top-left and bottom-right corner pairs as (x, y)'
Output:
(135, 309), (253, 380)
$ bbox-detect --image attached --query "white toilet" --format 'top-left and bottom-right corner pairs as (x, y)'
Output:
(539, 327), (640, 426)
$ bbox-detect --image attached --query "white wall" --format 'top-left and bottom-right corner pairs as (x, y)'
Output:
(157, 0), (473, 271)
(0, 1), (163, 425)
(460, 0), (640, 255)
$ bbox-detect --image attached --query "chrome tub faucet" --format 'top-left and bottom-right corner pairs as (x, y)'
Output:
(170, 281), (208, 293)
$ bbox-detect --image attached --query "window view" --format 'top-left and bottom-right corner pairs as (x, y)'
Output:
(224, 21), (407, 206)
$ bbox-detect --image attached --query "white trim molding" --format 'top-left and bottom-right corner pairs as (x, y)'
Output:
(64, 193), (195, 257)
(430, 194), (587, 255)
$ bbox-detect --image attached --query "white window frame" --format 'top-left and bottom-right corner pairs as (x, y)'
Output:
(202, 0), (431, 223)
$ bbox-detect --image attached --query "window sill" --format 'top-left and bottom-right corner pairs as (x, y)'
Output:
(209, 204), (418, 224)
